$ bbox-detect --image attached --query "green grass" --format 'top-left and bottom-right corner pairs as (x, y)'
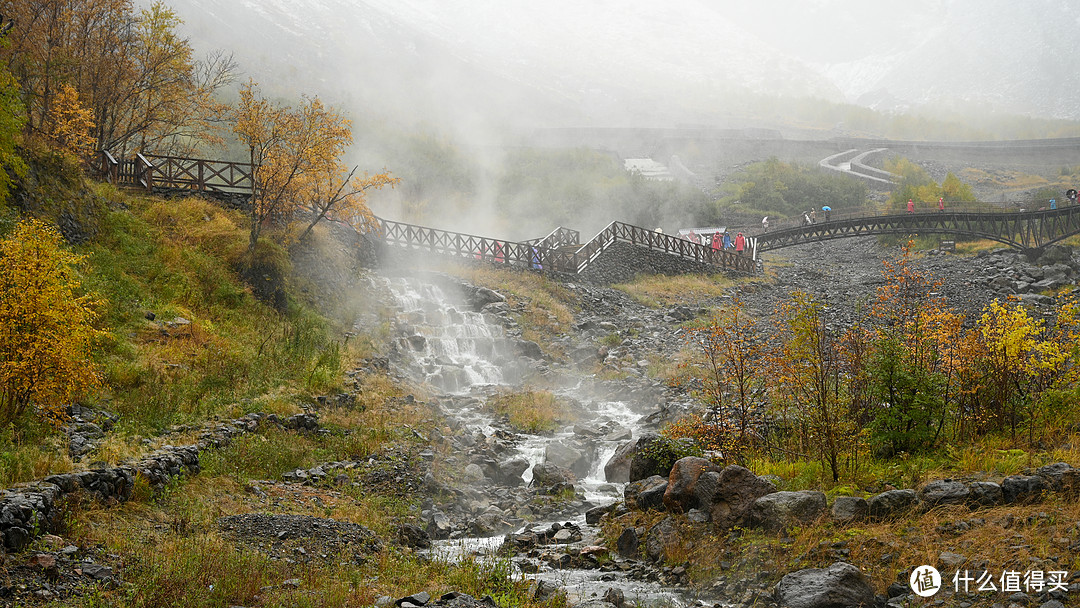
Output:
(77, 187), (348, 436)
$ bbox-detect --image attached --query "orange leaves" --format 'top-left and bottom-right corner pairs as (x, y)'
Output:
(232, 81), (397, 250)
(43, 84), (96, 158)
(0, 220), (104, 426)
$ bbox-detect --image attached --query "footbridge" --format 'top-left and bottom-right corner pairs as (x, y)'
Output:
(752, 202), (1080, 257)
(378, 218), (758, 275)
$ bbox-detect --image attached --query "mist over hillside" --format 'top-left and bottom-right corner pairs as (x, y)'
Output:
(167, 0), (1080, 132)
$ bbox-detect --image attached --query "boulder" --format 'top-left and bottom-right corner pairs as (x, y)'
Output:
(867, 489), (916, 520)
(967, 481), (1004, 508)
(706, 465), (778, 529)
(531, 462), (576, 487)
(616, 526), (641, 558)
(774, 562), (875, 608)
(625, 475), (668, 511)
(603, 438), (639, 483)
(644, 516), (680, 562)
(918, 480), (970, 508)
(750, 490), (827, 532)
(663, 456), (722, 513)
(628, 434), (676, 482)
(831, 496), (869, 523)
(1002, 475), (1046, 504)
(496, 456), (530, 486)
(1036, 462), (1080, 495)
(545, 440), (593, 479)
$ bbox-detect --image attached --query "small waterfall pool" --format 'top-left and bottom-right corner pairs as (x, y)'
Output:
(382, 275), (701, 606)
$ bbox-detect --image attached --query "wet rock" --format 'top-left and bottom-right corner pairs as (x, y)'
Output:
(831, 496), (869, 523)
(628, 434), (676, 482)
(625, 475), (668, 511)
(396, 591), (431, 606)
(774, 562), (875, 608)
(918, 480), (970, 508)
(427, 511), (453, 540)
(398, 524), (431, 549)
(705, 465), (778, 529)
(544, 440), (593, 479)
(495, 456), (530, 486)
(1036, 462), (1080, 495)
(662, 456), (721, 513)
(967, 481), (1003, 507)
(644, 516), (679, 562)
(750, 490), (827, 532)
(530, 462), (576, 487)
(868, 489), (916, 520)
(1002, 475), (1046, 504)
(616, 526), (641, 558)
(603, 438), (639, 483)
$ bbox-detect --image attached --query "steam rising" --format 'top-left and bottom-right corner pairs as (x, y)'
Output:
(156, 0), (1080, 238)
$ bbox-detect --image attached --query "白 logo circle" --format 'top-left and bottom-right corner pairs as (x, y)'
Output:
(909, 565), (941, 597)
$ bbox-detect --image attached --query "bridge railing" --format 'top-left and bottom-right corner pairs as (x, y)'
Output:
(756, 200), (1056, 236)
(376, 217), (757, 275)
(95, 151), (253, 195)
(524, 226), (581, 250)
(143, 154), (253, 193)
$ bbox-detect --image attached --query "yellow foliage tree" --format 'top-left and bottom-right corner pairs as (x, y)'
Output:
(232, 81), (396, 251)
(0, 220), (104, 426)
(43, 83), (97, 158)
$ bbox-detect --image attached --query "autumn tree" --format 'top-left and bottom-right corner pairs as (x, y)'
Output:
(769, 291), (856, 481)
(866, 243), (962, 454)
(232, 81), (396, 252)
(680, 298), (766, 459)
(0, 220), (103, 426)
(1, 0), (234, 155)
(42, 83), (96, 158)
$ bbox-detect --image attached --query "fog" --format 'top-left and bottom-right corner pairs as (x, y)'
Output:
(160, 0), (1080, 239)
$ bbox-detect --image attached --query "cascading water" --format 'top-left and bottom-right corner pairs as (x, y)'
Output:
(383, 274), (699, 606)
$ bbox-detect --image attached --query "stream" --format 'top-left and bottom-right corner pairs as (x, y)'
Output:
(382, 274), (708, 606)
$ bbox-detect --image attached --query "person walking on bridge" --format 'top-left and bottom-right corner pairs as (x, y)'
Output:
(735, 232), (745, 255)
(907, 199), (915, 213)
(938, 197), (944, 212)
(762, 216), (769, 232)
(711, 231), (721, 252)
(723, 231), (732, 249)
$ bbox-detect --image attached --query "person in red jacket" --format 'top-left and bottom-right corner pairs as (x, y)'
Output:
(735, 232), (745, 255)
(938, 197), (945, 212)
(907, 199), (915, 213)
(711, 231), (721, 252)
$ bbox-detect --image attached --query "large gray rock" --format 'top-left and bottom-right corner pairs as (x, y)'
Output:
(918, 480), (970, 508)
(774, 562), (875, 608)
(616, 526), (641, 558)
(1036, 462), (1080, 494)
(750, 490), (827, 532)
(1002, 475), (1046, 504)
(604, 438), (639, 483)
(831, 496), (869, 523)
(706, 465), (778, 529)
(967, 481), (1003, 508)
(628, 434), (677, 482)
(531, 462), (576, 487)
(496, 456), (530, 486)
(867, 489), (916, 520)
(644, 516), (679, 562)
(625, 475), (669, 511)
(663, 456), (722, 513)
(544, 440), (593, 479)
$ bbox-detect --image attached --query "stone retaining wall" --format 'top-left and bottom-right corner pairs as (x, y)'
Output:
(0, 412), (317, 552)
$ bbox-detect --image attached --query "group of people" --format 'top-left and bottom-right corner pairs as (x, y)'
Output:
(684, 229), (746, 254)
(907, 197), (947, 213)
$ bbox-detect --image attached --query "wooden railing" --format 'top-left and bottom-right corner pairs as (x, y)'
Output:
(96, 151), (251, 195)
(377, 217), (757, 275)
